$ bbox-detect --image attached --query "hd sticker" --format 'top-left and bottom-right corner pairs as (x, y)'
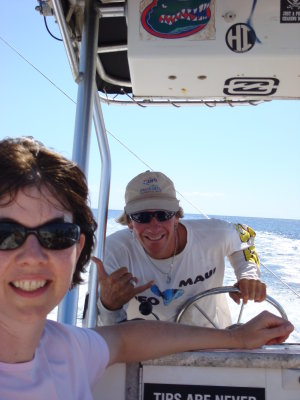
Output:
(225, 0), (261, 53)
(223, 78), (280, 96)
(140, 0), (216, 40)
(225, 23), (256, 53)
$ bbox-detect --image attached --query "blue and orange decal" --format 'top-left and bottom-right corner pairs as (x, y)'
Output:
(141, 0), (211, 39)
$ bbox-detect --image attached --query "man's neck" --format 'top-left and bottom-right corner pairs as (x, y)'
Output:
(175, 222), (187, 255)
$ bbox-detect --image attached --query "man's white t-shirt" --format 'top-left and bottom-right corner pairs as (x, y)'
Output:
(98, 219), (260, 327)
(0, 320), (109, 400)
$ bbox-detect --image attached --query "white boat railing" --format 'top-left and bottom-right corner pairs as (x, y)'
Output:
(56, 0), (110, 328)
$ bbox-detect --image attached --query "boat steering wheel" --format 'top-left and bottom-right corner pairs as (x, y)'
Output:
(175, 286), (288, 328)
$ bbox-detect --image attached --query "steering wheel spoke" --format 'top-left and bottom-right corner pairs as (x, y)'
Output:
(176, 286), (287, 327)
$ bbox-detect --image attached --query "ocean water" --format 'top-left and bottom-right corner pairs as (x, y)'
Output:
(53, 211), (300, 342)
(212, 214), (300, 343)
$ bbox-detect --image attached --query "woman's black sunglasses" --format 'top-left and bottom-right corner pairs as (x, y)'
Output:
(129, 211), (175, 224)
(0, 221), (81, 251)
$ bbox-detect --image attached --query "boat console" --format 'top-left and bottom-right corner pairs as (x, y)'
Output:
(93, 344), (300, 399)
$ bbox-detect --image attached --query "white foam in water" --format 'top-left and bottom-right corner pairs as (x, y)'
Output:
(224, 230), (300, 342)
(50, 214), (300, 343)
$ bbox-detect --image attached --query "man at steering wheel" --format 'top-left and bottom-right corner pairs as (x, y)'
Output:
(97, 171), (266, 327)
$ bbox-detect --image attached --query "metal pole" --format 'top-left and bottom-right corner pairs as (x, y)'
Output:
(52, 0), (79, 82)
(58, 0), (100, 325)
(84, 88), (111, 328)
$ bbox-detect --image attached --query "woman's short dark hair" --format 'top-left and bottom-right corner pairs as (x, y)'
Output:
(0, 137), (97, 287)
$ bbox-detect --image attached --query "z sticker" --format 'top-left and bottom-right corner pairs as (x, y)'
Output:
(223, 77), (279, 96)
(141, 0), (212, 39)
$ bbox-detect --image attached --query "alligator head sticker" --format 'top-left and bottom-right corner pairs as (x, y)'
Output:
(141, 0), (211, 39)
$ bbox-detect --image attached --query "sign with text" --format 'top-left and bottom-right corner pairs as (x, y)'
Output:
(143, 383), (265, 400)
(280, 0), (300, 23)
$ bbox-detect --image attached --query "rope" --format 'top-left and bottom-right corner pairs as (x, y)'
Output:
(261, 261), (300, 299)
(0, 36), (75, 104)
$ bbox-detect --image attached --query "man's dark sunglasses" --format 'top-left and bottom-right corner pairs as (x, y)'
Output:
(129, 211), (175, 224)
(0, 221), (81, 251)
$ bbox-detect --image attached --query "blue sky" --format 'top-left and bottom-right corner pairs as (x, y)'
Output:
(1, 1), (299, 219)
